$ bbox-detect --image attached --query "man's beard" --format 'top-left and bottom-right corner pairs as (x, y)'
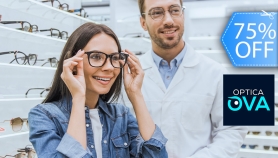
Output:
(148, 25), (184, 49)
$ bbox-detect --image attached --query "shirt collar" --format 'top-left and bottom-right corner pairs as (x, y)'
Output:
(59, 97), (113, 118)
(151, 43), (187, 68)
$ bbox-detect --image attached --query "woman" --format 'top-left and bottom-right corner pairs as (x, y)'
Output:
(28, 23), (168, 158)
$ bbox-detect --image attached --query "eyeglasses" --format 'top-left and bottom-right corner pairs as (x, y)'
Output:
(17, 145), (36, 158)
(265, 131), (278, 136)
(142, 5), (185, 21)
(251, 131), (260, 135)
(68, 8), (88, 18)
(0, 51), (37, 65)
(37, 57), (59, 67)
(40, 28), (68, 40)
(0, 152), (27, 158)
(85, 51), (129, 68)
(241, 144), (258, 149)
(264, 146), (278, 151)
(42, 0), (69, 11)
(0, 117), (28, 132)
(25, 87), (51, 97)
(123, 33), (148, 38)
(0, 21), (38, 32)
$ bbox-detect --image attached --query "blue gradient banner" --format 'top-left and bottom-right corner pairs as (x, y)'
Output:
(221, 12), (277, 67)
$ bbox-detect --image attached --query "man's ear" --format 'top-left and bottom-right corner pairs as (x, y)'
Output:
(140, 16), (147, 31)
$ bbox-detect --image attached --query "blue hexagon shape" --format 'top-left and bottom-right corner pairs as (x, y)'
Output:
(221, 12), (278, 67)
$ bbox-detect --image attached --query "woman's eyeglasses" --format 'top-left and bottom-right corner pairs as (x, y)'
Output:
(0, 117), (28, 132)
(40, 28), (68, 39)
(25, 87), (51, 97)
(0, 51), (37, 65)
(0, 21), (38, 32)
(85, 51), (129, 68)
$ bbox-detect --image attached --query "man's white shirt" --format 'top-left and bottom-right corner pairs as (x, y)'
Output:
(121, 43), (248, 158)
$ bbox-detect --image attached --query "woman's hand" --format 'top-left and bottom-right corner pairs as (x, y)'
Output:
(61, 50), (86, 98)
(123, 49), (144, 98)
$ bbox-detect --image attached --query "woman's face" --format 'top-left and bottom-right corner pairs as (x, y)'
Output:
(82, 33), (120, 96)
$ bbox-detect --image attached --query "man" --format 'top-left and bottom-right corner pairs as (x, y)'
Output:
(122, 0), (248, 157)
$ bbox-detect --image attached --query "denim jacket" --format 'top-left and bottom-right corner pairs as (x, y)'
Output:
(28, 98), (168, 158)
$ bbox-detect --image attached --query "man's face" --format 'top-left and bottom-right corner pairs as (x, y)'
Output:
(141, 0), (184, 49)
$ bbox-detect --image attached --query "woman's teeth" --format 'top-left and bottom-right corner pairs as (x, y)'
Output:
(93, 77), (111, 81)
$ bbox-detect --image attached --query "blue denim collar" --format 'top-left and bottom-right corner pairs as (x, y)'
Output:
(59, 96), (113, 118)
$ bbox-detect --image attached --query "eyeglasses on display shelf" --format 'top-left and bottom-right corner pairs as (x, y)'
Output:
(41, 0), (69, 11)
(67, 8), (88, 18)
(133, 51), (144, 55)
(241, 144), (258, 149)
(263, 146), (278, 151)
(85, 51), (129, 68)
(0, 51), (37, 65)
(25, 87), (51, 97)
(265, 131), (278, 136)
(37, 57), (59, 67)
(0, 152), (27, 158)
(0, 21), (38, 32)
(40, 28), (68, 40)
(142, 5), (185, 21)
(0, 117), (28, 132)
(17, 145), (36, 158)
(123, 32), (149, 38)
(250, 131), (261, 135)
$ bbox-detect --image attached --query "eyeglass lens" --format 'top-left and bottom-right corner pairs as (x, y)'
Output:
(15, 52), (26, 65)
(89, 52), (127, 68)
(11, 117), (28, 132)
(28, 54), (37, 65)
(149, 6), (182, 20)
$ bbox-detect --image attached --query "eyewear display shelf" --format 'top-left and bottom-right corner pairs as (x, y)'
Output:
(0, 0), (96, 156)
(0, 0), (96, 27)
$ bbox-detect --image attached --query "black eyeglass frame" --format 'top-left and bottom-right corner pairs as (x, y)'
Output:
(0, 21), (38, 32)
(40, 28), (68, 39)
(85, 51), (129, 68)
(25, 87), (51, 97)
(142, 5), (185, 21)
(0, 51), (38, 65)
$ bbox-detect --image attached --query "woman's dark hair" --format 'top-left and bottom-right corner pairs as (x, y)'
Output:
(43, 22), (122, 104)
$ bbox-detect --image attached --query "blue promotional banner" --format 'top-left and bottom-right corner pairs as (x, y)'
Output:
(221, 11), (277, 67)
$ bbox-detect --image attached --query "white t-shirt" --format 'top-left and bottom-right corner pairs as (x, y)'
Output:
(89, 109), (103, 158)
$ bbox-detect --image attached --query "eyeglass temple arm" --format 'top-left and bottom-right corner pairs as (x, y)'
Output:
(0, 21), (22, 24)
(0, 120), (11, 123)
(25, 88), (45, 97)
(123, 33), (144, 37)
(39, 29), (51, 32)
(40, 88), (50, 97)
(3, 155), (16, 158)
(0, 51), (13, 55)
(41, 61), (49, 66)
